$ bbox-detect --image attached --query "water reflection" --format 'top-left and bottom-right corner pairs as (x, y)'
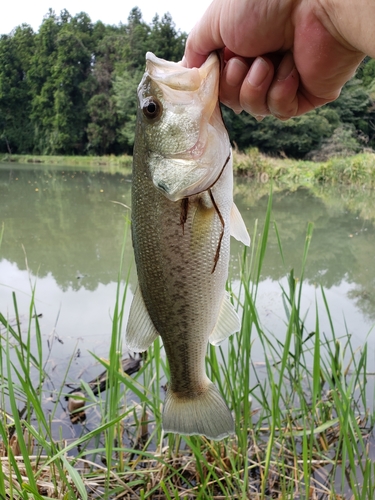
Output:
(1, 165), (135, 290)
(1, 164), (375, 363)
(234, 181), (375, 321)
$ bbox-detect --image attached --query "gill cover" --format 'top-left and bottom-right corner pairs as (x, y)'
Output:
(137, 52), (230, 201)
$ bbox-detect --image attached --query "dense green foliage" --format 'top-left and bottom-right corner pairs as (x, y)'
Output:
(0, 8), (375, 158)
(0, 8), (186, 156)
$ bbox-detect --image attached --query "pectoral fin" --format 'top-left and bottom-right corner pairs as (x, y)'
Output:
(209, 292), (241, 346)
(125, 286), (159, 352)
(230, 203), (250, 246)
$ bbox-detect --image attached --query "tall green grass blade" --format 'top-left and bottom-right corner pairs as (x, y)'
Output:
(21, 483), (45, 499)
(255, 187), (273, 286)
(61, 456), (88, 500)
(273, 219), (285, 267)
(312, 302), (321, 406)
(6, 336), (38, 497)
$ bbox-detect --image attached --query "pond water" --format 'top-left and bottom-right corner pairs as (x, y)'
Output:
(1, 163), (375, 397)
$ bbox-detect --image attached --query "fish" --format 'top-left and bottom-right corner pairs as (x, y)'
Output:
(125, 51), (250, 440)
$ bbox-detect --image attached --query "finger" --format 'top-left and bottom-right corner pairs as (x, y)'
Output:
(267, 52), (301, 119)
(238, 57), (275, 117)
(220, 57), (251, 114)
(268, 52), (341, 118)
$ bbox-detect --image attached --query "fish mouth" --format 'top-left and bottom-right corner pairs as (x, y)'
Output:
(149, 112), (229, 202)
(151, 147), (231, 202)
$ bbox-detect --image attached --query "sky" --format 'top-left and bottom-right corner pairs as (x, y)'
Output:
(0, 0), (213, 35)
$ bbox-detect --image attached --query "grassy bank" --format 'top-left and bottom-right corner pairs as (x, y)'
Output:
(2, 151), (375, 187)
(0, 153), (133, 169)
(233, 149), (375, 188)
(0, 197), (374, 499)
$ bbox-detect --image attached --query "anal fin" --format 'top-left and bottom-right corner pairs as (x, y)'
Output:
(125, 286), (159, 352)
(209, 292), (241, 346)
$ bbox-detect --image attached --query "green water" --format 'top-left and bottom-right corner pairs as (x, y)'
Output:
(1, 164), (375, 383)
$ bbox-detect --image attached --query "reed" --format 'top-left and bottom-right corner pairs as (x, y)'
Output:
(0, 195), (373, 499)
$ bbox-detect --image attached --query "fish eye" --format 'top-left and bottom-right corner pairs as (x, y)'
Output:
(142, 98), (162, 120)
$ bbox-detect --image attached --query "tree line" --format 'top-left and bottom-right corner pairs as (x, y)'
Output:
(1, 7), (374, 159)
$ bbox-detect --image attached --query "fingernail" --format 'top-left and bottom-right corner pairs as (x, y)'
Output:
(255, 115), (265, 122)
(277, 53), (295, 81)
(225, 58), (248, 87)
(273, 113), (291, 121)
(247, 57), (269, 87)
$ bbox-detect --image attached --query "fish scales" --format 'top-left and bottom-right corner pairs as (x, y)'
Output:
(126, 52), (250, 440)
(132, 162), (231, 389)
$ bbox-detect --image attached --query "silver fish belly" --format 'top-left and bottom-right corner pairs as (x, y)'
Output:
(126, 52), (250, 440)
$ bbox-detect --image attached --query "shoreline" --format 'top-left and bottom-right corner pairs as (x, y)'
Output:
(1, 150), (375, 187)
(0, 153), (133, 168)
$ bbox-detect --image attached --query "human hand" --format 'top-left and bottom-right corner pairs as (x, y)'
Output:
(183, 0), (370, 120)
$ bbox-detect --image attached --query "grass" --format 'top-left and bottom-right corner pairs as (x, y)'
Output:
(232, 149), (375, 188)
(0, 194), (374, 499)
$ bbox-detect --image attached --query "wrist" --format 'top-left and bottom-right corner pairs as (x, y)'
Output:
(318, 0), (374, 57)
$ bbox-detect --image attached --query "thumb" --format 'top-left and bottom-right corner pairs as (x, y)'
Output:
(183, 7), (224, 68)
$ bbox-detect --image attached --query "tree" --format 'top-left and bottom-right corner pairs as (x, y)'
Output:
(0, 25), (35, 153)
(84, 23), (128, 155)
(356, 57), (375, 89)
(113, 69), (144, 152)
(122, 7), (150, 72)
(223, 107), (338, 158)
(2, 8), (371, 158)
(86, 93), (119, 154)
(148, 13), (186, 62)
(28, 11), (94, 154)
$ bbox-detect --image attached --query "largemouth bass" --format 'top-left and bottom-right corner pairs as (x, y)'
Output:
(126, 52), (250, 440)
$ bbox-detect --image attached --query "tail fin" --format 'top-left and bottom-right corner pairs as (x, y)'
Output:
(162, 382), (234, 440)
